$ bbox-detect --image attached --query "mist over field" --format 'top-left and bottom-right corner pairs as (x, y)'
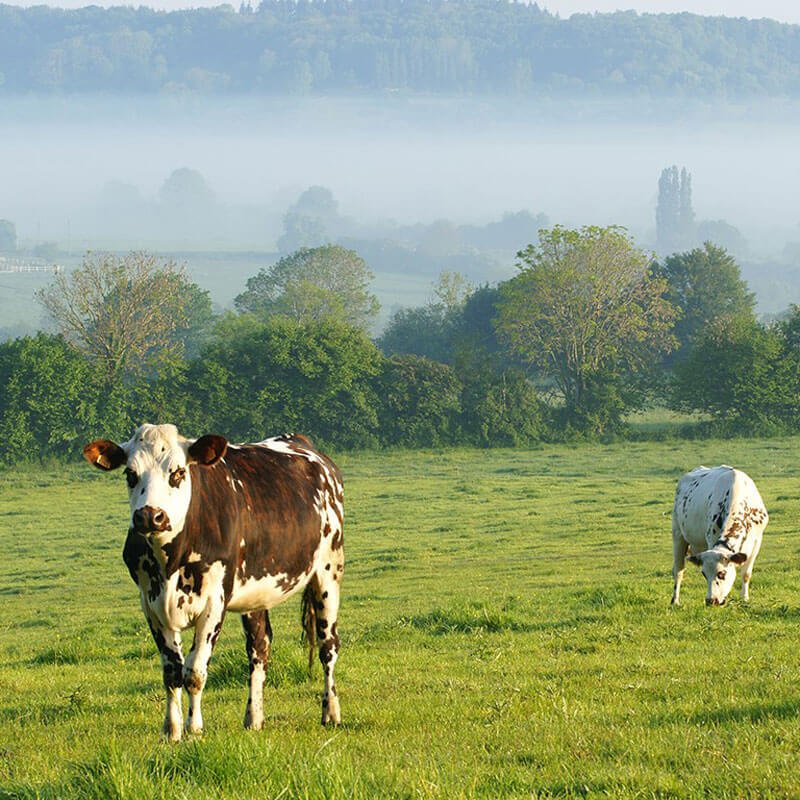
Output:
(3, 94), (800, 334)
(3, 95), (800, 249)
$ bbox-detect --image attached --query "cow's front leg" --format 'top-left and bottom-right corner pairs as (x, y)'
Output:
(147, 617), (184, 741)
(241, 610), (272, 730)
(671, 530), (689, 606)
(740, 536), (763, 602)
(183, 600), (226, 735)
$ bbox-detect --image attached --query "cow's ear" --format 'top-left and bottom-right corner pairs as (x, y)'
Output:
(688, 554), (703, 566)
(729, 552), (748, 565)
(83, 439), (126, 471)
(188, 434), (228, 466)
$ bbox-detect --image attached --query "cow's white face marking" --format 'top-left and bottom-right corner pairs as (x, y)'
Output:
(693, 550), (738, 605)
(122, 424), (193, 537)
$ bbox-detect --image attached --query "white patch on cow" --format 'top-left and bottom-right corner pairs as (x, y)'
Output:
(671, 465), (768, 606)
(245, 661), (266, 730)
(227, 570), (311, 613)
(259, 436), (326, 466)
(240, 538), (246, 548)
(187, 552), (202, 563)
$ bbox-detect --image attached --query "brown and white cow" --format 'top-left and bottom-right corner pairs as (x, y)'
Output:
(671, 465), (767, 606)
(83, 423), (344, 740)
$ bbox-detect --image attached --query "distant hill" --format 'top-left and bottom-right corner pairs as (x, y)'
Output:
(1, 0), (800, 96)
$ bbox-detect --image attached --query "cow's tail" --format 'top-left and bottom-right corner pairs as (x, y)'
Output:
(301, 583), (316, 677)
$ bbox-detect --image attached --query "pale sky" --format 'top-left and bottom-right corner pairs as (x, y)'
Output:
(541, 1), (800, 23)
(3, 0), (800, 22)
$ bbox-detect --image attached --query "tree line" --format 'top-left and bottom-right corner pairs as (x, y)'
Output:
(2, 1), (800, 96)
(2, 228), (797, 465)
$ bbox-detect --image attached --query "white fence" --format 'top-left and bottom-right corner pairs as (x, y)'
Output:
(0, 257), (63, 274)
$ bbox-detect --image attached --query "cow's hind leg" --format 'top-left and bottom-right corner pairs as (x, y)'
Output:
(146, 616), (185, 741)
(241, 610), (272, 730)
(307, 572), (342, 725)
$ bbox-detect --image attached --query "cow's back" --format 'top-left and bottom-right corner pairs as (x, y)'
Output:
(673, 465), (767, 553)
(149, 436), (343, 617)
(673, 466), (736, 551)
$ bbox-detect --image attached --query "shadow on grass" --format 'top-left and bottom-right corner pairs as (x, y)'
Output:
(740, 604), (800, 622)
(0, 691), (90, 727)
(651, 698), (800, 728)
(688, 700), (800, 726)
(477, 773), (617, 798)
(357, 602), (602, 641)
(403, 605), (535, 634)
(573, 583), (653, 611)
(29, 644), (107, 666)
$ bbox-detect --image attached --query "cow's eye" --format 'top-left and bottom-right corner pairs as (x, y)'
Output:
(124, 468), (138, 489)
(716, 571), (726, 581)
(169, 467), (187, 488)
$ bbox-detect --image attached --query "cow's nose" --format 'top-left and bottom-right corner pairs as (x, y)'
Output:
(133, 505), (171, 534)
(706, 598), (721, 606)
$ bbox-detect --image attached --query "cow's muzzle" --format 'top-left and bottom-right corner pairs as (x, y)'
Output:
(133, 505), (171, 535)
(705, 598), (724, 606)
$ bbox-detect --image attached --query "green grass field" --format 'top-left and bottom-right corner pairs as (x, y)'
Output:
(2, 438), (800, 799)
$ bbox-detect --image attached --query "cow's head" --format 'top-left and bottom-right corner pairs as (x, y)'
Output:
(688, 547), (747, 606)
(83, 423), (227, 537)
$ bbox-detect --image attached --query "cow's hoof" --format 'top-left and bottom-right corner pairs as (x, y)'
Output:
(244, 711), (264, 730)
(163, 722), (182, 742)
(322, 696), (341, 726)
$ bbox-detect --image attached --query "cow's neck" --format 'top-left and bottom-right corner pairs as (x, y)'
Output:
(145, 526), (194, 577)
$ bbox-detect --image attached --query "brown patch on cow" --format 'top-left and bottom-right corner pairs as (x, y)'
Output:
(184, 671), (204, 693)
(169, 467), (187, 488)
(242, 611), (271, 676)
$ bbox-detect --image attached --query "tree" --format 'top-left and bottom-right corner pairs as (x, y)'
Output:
(36, 251), (212, 389)
(192, 314), (383, 448)
(234, 245), (380, 332)
(695, 220), (748, 258)
(378, 272), (472, 364)
(656, 166), (695, 255)
(157, 168), (216, 242)
(497, 225), (677, 434)
(374, 355), (462, 447)
(655, 242), (756, 357)
(0, 333), (97, 463)
(159, 167), (215, 210)
(0, 219), (16, 252)
(378, 304), (457, 364)
(277, 186), (341, 253)
(671, 316), (800, 433)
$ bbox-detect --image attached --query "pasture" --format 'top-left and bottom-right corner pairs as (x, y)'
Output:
(1, 438), (800, 799)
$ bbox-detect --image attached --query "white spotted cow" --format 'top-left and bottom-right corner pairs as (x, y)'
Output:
(671, 465), (768, 606)
(83, 423), (344, 740)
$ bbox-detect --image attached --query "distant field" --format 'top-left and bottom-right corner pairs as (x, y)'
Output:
(0, 250), (434, 338)
(2, 438), (800, 799)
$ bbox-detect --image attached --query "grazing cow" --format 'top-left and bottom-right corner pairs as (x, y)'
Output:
(83, 423), (344, 740)
(671, 465), (767, 606)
